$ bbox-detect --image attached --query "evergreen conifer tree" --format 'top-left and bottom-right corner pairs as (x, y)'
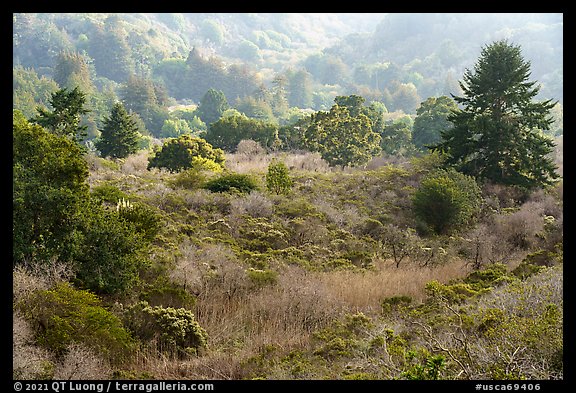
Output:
(96, 102), (141, 159)
(31, 86), (90, 145)
(433, 40), (558, 189)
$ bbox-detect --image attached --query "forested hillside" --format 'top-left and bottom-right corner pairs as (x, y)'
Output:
(13, 13), (563, 383)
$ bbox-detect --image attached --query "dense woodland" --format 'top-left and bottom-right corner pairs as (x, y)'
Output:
(13, 13), (563, 381)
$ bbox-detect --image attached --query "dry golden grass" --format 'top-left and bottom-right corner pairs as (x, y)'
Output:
(129, 258), (473, 379)
(225, 151), (330, 174)
(315, 258), (472, 312)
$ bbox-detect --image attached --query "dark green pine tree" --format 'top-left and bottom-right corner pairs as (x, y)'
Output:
(433, 40), (559, 189)
(96, 102), (141, 159)
(196, 88), (229, 127)
(31, 86), (90, 145)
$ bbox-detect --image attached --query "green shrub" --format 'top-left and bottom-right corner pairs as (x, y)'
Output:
(511, 262), (545, 280)
(17, 283), (135, 363)
(401, 354), (446, 380)
(246, 268), (278, 288)
(463, 263), (510, 286)
(381, 295), (412, 314)
(203, 172), (259, 194)
(124, 301), (208, 357)
(266, 159), (293, 195)
(116, 199), (161, 242)
(312, 313), (373, 360)
(75, 201), (147, 294)
(138, 277), (196, 309)
(91, 183), (129, 204)
(170, 168), (209, 189)
(412, 168), (482, 234)
(147, 135), (225, 173)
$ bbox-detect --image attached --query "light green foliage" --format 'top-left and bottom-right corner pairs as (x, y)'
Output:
(91, 183), (129, 204)
(425, 263), (512, 305)
(401, 354), (445, 380)
(120, 75), (169, 136)
(170, 168), (209, 189)
(53, 50), (94, 93)
(412, 168), (482, 234)
(380, 120), (413, 155)
(124, 301), (207, 357)
(469, 266), (563, 379)
(160, 118), (193, 138)
(246, 268), (278, 288)
(236, 95), (276, 123)
(196, 88), (229, 126)
(200, 19), (224, 45)
(381, 295), (412, 314)
(88, 16), (134, 82)
(206, 114), (279, 151)
(116, 199), (162, 242)
(148, 134), (225, 173)
(13, 65), (59, 118)
(266, 159), (293, 195)
(303, 103), (382, 167)
(312, 313), (372, 359)
(17, 282), (135, 363)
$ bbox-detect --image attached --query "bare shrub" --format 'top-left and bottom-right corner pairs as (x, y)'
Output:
(182, 189), (232, 216)
(313, 197), (365, 230)
(13, 260), (74, 304)
(141, 182), (173, 210)
(194, 265), (343, 355)
(53, 344), (111, 380)
(121, 150), (151, 176)
(481, 183), (529, 209)
(128, 347), (248, 380)
(365, 154), (410, 170)
(458, 223), (515, 268)
(469, 266), (563, 379)
(282, 152), (330, 172)
(13, 312), (54, 379)
(225, 153), (271, 174)
(169, 240), (243, 298)
(229, 191), (274, 218)
(494, 201), (545, 250)
(526, 188), (563, 219)
(479, 265), (563, 317)
(225, 150), (330, 174)
(236, 139), (266, 156)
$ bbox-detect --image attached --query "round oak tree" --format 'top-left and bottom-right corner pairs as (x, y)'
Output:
(147, 134), (225, 173)
(303, 104), (381, 167)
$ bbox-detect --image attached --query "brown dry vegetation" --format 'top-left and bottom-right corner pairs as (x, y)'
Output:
(15, 146), (563, 380)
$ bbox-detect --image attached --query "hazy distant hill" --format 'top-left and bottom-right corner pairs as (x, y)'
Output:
(13, 13), (562, 107)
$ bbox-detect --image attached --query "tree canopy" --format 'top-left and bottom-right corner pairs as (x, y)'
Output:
(433, 40), (559, 189)
(148, 134), (225, 173)
(95, 102), (142, 159)
(30, 86), (90, 145)
(303, 100), (382, 167)
(412, 95), (457, 151)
